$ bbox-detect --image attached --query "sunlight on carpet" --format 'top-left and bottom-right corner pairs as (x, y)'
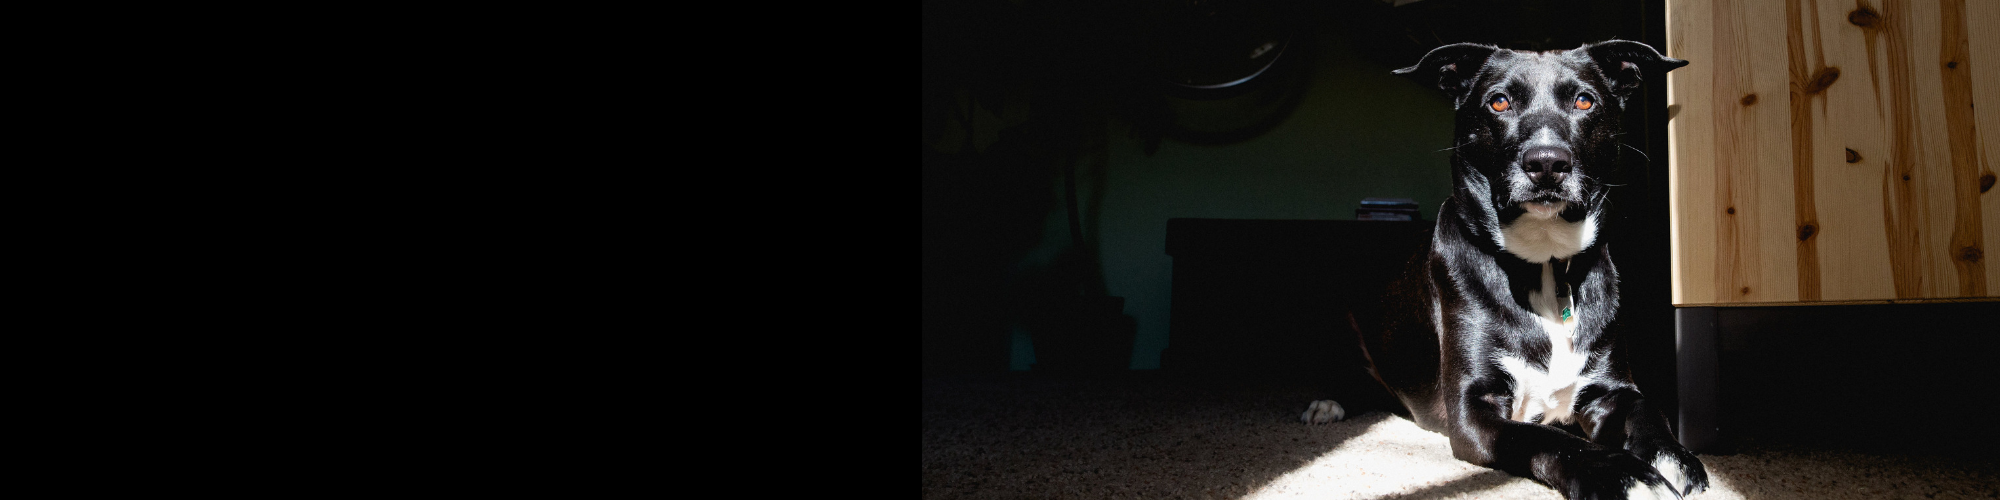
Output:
(1233, 412), (1998, 499)
(1239, 413), (1552, 500)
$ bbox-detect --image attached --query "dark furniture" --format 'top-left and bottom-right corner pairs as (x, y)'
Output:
(1163, 218), (1431, 384)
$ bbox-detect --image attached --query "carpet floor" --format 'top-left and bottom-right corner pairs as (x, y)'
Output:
(922, 372), (1999, 499)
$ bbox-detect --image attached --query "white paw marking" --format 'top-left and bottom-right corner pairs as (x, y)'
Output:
(1653, 454), (1688, 495)
(1624, 481), (1674, 500)
(1301, 400), (1344, 424)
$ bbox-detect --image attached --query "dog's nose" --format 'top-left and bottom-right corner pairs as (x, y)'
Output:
(1522, 147), (1573, 186)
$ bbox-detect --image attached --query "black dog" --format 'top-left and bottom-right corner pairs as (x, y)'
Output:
(1302, 41), (1704, 499)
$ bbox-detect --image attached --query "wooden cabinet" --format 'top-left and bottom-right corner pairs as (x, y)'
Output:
(1667, 0), (1999, 305)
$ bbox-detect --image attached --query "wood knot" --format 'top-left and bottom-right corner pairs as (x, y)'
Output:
(1845, 148), (1861, 163)
(1962, 246), (1984, 263)
(1741, 287), (1752, 295)
(1803, 67), (1840, 94)
(1726, 207), (1736, 215)
(1849, 6), (1881, 29)
(1740, 93), (1758, 106)
(1981, 173), (1995, 193)
(1946, 61), (1958, 69)
(1799, 224), (1817, 241)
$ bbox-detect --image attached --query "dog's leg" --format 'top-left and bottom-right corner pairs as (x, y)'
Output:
(1575, 384), (1711, 497)
(1453, 378), (1682, 499)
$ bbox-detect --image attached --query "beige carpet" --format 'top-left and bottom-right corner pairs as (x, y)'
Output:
(922, 373), (1999, 499)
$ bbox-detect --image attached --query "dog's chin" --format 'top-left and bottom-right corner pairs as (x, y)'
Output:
(1518, 200), (1569, 220)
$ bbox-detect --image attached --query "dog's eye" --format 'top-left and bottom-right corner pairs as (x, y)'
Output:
(1489, 95), (1510, 112)
(1575, 94), (1595, 110)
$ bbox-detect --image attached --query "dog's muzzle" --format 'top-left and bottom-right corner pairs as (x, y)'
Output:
(1510, 144), (1580, 209)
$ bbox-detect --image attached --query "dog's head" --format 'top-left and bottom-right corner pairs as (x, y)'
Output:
(1396, 41), (1685, 260)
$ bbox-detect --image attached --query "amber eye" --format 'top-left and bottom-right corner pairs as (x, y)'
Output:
(1489, 95), (1510, 112)
(1575, 94), (1595, 110)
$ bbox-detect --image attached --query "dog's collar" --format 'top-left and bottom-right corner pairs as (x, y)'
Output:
(1560, 297), (1577, 326)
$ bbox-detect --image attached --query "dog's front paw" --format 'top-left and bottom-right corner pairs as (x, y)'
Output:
(1639, 442), (1709, 497)
(1560, 449), (1681, 500)
(1301, 400), (1344, 424)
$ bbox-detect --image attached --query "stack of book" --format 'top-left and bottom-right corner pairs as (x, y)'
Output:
(1356, 198), (1421, 221)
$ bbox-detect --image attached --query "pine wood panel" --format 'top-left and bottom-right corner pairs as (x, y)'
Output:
(1669, 0), (1998, 305)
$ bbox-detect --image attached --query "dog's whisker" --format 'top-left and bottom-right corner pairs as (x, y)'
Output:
(1620, 143), (1652, 162)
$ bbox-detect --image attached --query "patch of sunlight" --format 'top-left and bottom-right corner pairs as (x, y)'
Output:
(1240, 415), (1498, 499)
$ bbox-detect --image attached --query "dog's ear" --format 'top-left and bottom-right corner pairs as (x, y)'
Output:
(1394, 43), (1499, 102)
(1581, 40), (1689, 99)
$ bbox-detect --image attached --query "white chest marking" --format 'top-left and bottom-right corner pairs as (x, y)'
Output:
(1500, 202), (1596, 263)
(1495, 314), (1586, 425)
